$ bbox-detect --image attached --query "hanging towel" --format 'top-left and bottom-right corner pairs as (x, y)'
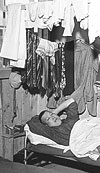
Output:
(0, 4), (26, 68)
(0, 4), (21, 60)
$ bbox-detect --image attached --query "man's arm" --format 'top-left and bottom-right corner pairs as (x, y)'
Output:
(52, 98), (75, 115)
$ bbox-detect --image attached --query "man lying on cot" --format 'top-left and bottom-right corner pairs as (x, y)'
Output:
(27, 98), (79, 146)
(39, 98), (79, 128)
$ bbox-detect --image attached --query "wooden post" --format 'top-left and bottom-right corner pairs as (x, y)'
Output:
(0, 80), (3, 156)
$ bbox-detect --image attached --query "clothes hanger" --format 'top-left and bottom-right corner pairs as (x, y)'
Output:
(75, 37), (100, 53)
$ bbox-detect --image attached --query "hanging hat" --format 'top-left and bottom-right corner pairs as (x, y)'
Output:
(9, 72), (22, 89)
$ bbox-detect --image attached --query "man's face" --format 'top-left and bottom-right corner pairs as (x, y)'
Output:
(41, 111), (62, 127)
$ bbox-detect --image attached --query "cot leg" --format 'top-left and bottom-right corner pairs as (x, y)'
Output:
(24, 135), (27, 165)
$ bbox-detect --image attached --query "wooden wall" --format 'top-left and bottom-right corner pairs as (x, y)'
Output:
(0, 26), (49, 161)
(13, 85), (47, 156)
(0, 68), (47, 161)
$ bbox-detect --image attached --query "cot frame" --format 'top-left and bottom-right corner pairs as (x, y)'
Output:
(23, 133), (77, 165)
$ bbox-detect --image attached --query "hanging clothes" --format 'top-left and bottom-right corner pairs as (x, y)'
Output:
(70, 41), (99, 116)
(36, 37), (59, 98)
(0, 3), (26, 68)
(47, 41), (74, 109)
(21, 28), (43, 94)
(72, 0), (88, 22)
(96, 64), (100, 83)
(54, 44), (62, 98)
(63, 40), (75, 96)
(46, 43), (62, 109)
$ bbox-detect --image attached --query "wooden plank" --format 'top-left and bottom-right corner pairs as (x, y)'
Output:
(2, 79), (14, 125)
(38, 28), (43, 38)
(2, 79), (14, 160)
(0, 80), (3, 157)
(42, 28), (50, 39)
(30, 94), (38, 117)
(2, 137), (13, 161)
(22, 89), (31, 124)
(13, 87), (23, 126)
(37, 94), (47, 115)
(0, 68), (11, 79)
(13, 87), (24, 155)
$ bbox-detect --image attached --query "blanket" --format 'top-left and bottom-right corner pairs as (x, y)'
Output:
(69, 117), (100, 161)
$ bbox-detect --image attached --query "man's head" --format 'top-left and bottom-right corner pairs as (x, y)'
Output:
(39, 110), (62, 127)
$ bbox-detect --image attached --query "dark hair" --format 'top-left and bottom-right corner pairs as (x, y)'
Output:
(39, 110), (47, 123)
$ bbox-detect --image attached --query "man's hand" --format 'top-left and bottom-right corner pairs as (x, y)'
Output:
(60, 114), (67, 120)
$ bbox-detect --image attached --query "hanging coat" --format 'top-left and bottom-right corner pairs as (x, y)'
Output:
(70, 41), (99, 116)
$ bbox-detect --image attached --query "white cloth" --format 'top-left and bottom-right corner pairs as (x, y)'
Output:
(0, 4), (26, 68)
(69, 117), (100, 160)
(0, 4), (21, 60)
(5, 0), (29, 5)
(10, 4), (27, 68)
(88, 0), (100, 43)
(25, 1), (54, 31)
(62, 1), (75, 36)
(51, 0), (66, 26)
(72, 0), (88, 22)
(80, 17), (88, 30)
(36, 38), (58, 58)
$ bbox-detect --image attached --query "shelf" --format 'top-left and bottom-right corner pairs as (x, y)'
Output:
(2, 131), (25, 139)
